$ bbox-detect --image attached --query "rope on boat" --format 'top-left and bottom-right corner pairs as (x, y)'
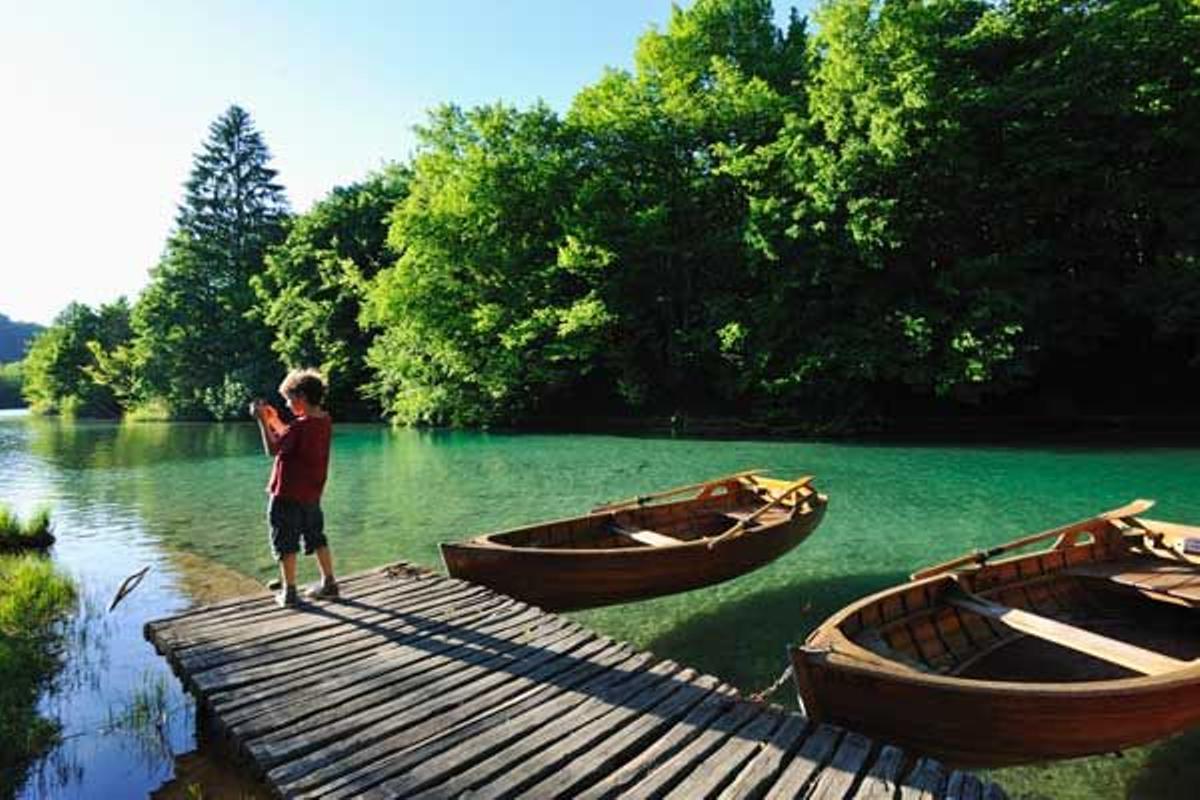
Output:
(749, 664), (794, 704)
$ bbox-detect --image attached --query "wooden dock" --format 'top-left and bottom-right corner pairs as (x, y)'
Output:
(145, 562), (1008, 799)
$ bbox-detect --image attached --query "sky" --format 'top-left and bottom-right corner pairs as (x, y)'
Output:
(0, 0), (813, 326)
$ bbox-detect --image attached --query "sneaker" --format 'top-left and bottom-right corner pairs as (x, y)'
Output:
(305, 580), (340, 600)
(266, 578), (282, 592)
(274, 585), (299, 608)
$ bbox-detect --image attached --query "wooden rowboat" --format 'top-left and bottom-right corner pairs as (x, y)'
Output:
(791, 500), (1200, 767)
(440, 471), (827, 611)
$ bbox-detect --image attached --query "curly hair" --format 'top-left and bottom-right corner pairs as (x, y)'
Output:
(279, 368), (326, 407)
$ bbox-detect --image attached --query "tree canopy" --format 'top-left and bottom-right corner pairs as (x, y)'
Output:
(22, 0), (1200, 431)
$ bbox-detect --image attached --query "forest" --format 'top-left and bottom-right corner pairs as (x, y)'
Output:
(15, 0), (1200, 431)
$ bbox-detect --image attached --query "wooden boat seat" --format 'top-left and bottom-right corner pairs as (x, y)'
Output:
(1064, 557), (1200, 605)
(610, 525), (684, 547)
(722, 510), (772, 527)
(946, 587), (1189, 676)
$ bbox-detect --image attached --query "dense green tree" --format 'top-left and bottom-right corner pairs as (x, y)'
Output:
(363, 104), (611, 425)
(253, 165), (410, 417)
(562, 0), (810, 413)
(746, 0), (1200, 419)
(0, 361), (23, 409)
(21, 300), (132, 416)
(132, 105), (289, 418)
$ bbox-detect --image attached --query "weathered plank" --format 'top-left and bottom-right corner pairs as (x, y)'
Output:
(616, 700), (763, 799)
(900, 757), (948, 800)
(145, 563), (1010, 800)
(575, 684), (742, 800)
(663, 709), (785, 799)
(805, 730), (874, 799)
(520, 673), (724, 799)
(270, 629), (616, 794)
(762, 723), (843, 800)
(716, 713), (809, 800)
(217, 601), (547, 727)
(853, 744), (907, 800)
(945, 771), (984, 800)
(314, 643), (644, 800)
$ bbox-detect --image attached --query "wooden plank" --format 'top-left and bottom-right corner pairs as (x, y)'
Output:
(269, 628), (612, 794)
(716, 713), (809, 800)
(899, 758), (947, 800)
(762, 723), (843, 800)
(253, 622), (597, 772)
(507, 669), (718, 799)
(945, 771), (984, 800)
(189, 587), (512, 692)
(228, 608), (564, 741)
(614, 527), (686, 547)
(853, 744), (907, 800)
(216, 602), (548, 726)
(982, 783), (1008, 800)
(151, 571), (433, 648)
(312, 644), (646, 800)
(1066, 559), (1200, 602)
(188, 587), (508, 690)
(804, 730), (874, 799)
(662, 708), (784, 799)
(574, 685), (741, 800)
(145, 563), (408, 631)
(617, 700), (763, 800)
(947, 588), (1188, 675)
(278, 635), (629, 797)
(440, 661), (695, 800)
(170, 580), (479, 668)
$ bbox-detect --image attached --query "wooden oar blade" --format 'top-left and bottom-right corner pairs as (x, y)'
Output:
(592, 468), (768, 513)
(911, 499), (1157, 581)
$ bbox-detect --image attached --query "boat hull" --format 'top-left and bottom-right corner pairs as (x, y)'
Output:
(442, 497), (825, 611)
(790, 508), (1200, 767)
(792, 647), (1200, 766)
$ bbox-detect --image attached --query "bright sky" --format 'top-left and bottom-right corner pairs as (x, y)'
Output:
(0, 1), (812, 326)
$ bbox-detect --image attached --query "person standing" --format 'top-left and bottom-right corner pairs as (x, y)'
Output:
(249, 368), (338, 607)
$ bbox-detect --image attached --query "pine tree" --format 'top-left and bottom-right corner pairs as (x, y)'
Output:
(132, 105), (289, 418)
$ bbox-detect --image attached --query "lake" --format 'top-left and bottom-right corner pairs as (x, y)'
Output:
(2, 410), (1199, 798)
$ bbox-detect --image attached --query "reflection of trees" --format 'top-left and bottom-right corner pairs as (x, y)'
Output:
(26, 418), (261, 470)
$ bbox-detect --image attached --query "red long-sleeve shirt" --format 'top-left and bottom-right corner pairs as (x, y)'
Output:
(267, 415), (332, 504)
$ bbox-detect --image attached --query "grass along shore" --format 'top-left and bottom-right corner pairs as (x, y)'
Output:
(0, 553), (76, 796)
(0, 504), (55, 551)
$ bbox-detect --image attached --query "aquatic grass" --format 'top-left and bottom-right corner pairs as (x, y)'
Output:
(0, 502), (54, 549)
(0, 554), (77, 796)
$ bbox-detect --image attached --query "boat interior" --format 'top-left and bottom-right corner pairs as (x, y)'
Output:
(839, 533), (1200, 683)
(485, 479), (811, 550)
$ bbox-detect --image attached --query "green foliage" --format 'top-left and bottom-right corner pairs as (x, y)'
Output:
(132, 105), (289, 419)
(0, 554), (76, 796)
(363, 103), (613, 424)
(21, 299), (132, 417)
(253, 165), (410, 417)
(0, 360), (23, 409)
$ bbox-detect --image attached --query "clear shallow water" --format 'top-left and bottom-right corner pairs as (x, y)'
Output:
(2, 411), (1200, 798)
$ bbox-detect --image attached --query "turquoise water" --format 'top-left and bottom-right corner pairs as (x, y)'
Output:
(2, 411), (1200, 797)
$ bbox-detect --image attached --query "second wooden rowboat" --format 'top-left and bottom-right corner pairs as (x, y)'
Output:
(441, 472), (827, 611)
(790, 500), (1200, 767)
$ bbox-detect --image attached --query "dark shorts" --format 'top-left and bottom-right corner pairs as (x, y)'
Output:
(268, 496), (328, 560)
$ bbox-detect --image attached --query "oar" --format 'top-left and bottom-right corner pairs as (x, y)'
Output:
(592, 468), (767, 513)
(707, 476), (814, 550)
(910, 498), (1156, 581)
